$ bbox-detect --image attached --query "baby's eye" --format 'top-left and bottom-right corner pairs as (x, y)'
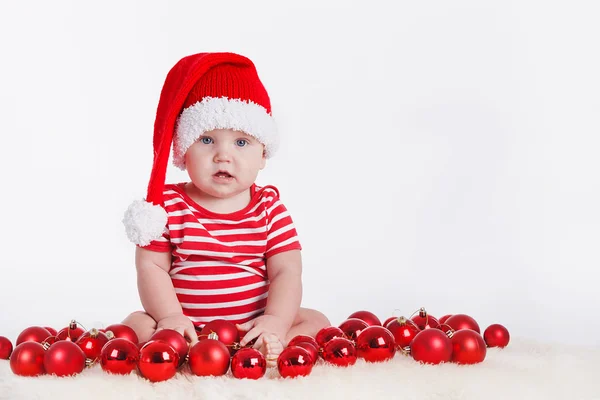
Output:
(200, 137), (213, 144)
(236, 139), (248, 147)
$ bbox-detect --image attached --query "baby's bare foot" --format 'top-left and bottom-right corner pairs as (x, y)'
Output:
(259, 333), (284, 368)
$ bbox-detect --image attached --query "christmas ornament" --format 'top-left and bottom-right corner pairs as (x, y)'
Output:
(450, 329), (487, 364)
(338, 318), (369, 341)
(150, 329), (189, 367)
(315, 326), (345, 348)
(57, 320), (85, 342)
(76, 328), (111, 361)
(188, 333), (230, 377)
(41, 336), (57, 350)
(138, 340), (180, 382)
(231, 348), (266, 380)
(410, 328), (452, 365)
(9, 341), (46, 376)
(44, 340), (86, 377)
(322, 337), (357, 367)
(287, 334), (319, 351)
(439, 315), (453, 325)
(355, 326), (396, 363)
(483, 324), (510, 348)
(104, 324), (139, 345)
(199, 319), (239, 354)
(278, 346), (313, 378)
(293, 341), (319, 364)
(100, 338), (140, 375)
(383, 317), (396, 328)
(0, 336), (13, 359)
(411, 308), (440, 330)
(445, 314), (481, 334)
(348, 310), (382, 326)
(16, 326), (52, 346)
(386, 316), (421, 349)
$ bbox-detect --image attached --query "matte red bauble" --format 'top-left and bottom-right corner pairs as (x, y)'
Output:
(338, 318), (369, 340)
(355, 326), (396, 363)
(383, 317), (396, 328)
(188, 337), (230, 377)
(387, 316), (421, 348)
(348, 310), (382, 326)
(277, 346), (313, 378)
(138, 340), (180, 382)
(104, 324), (139, 345)
(231, 348), (266, 380)
(438, 315), (453, 325)
(411, 308), (440, 330)
(44, 327), (58, 336)
(16, 326), (52, 346)
(199, 319), (239, 354)
(0, 336), (13, 359)
(100, 338), (140, 375)
(315, 326), (345, 348)
(410, 328), (452, 364)
(322, 337), (357, 367)
(9, 341), (46, 376)
(483, 324), (510, 348)
(150, 329), (189, 366)
(44, 340), (86, 377)
(451, 329), (487, 364)
(445, 314), (481, 334)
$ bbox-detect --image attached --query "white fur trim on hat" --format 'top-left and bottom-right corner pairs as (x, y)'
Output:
(173, 96), (278, 170)
(122, 200), (168, 246)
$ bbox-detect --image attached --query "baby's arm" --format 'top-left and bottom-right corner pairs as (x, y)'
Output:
(136, 247), (198, 343)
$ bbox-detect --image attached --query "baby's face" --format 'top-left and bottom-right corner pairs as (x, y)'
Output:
(184, 128), (266, 199)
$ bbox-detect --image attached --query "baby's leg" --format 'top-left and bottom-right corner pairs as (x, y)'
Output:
(122, 311), (158, 343)
(284, 308), (331, 345)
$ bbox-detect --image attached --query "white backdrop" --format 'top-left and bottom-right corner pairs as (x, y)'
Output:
(0, 1), (598, 347)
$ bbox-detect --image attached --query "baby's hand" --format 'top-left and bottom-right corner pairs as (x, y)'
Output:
(237, 314), (289, 347)
(156, 313), (198, 345)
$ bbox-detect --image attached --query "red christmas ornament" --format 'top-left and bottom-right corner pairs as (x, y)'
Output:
(411, 308), (440, 330)
(76, 328), (110, 361)
(56, 320), (85, 342)
(0, 336), (13, 359)
(383, 317), (396, 328)
(16, 326), (52, 346)
(231, 348), (266, 380)
(348, 310), (382, 326)
(278, 346), (313, 378)
(451, 329), (487, 364)
(138, 340), (180, 382)
(322, 337), (357, 367)
(438, 315), (453, 325)
(287, 334), (319, 351)
(387, 316), (421, 348)
(445, 314), (481, 334)
(483, 324), (510, 348)
(44, 340), (86, 377)
(9, 341), (46, 376)
(100, 338), (140, 375)
(150, 329), (189, 367)
(355, 326), (396, 363)
(200, 319), (239, 354)
(410, 328), (452, 365)
(315, 326), (345, 348)
(293, 341), (319, 364)
(104, 324), (139, 345)
(338, 318), (369, 341)
(188, 334), (230, 377)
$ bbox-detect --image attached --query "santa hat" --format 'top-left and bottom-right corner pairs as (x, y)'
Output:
(122, 52), (278, 246)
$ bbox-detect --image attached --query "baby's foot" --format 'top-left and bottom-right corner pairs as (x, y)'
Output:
(259, 333), (284, 368)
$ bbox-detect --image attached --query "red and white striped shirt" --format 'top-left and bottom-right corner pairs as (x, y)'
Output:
(141, 182), (302, 327)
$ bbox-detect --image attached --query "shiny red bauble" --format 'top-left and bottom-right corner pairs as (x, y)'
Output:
(315, 326), (345, 348)
(410, 328), (452, 364)
(56, 321), (85, 342)
(483, 324), (510, 348)
(100, 338), (140, 375)
(387, 317), (421, 348)
(451, 329), (487, 364)
(355, 326), (396, 363)
(0, 336), (13, 359)
(188, 338), (230, 377)
(44, 340), (86, 377)
(445, 314), (481, 334)
(138, 340), (180, 382)
(277, 346), (313, 378)
(231, 348), (266, 380)
(348, 310), (382, 326)
(76, 329), (110, 361)
(16, 326), (52, 346)
(9, 341), (46, 376)
(338, 318), (369, 340)
(199, 320), (239, 354)
(322, 337), (357, 367)
(287, 334), (319, 350)
(411, 314), (440, 330)
(150, 329), (189, 367)
(383, 317), (396, 328)
(104, 324), (139, 345)
(293, 341), (319, 364)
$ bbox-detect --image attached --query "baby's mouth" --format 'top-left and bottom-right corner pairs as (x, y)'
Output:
(214, 171), (233, 178)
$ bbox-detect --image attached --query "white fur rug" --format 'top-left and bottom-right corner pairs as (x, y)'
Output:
(1, 337), (598, 400)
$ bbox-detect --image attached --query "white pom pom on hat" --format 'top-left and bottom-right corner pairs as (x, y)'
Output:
(122, 52), (278, 246)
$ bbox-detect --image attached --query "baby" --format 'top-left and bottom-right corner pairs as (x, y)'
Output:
(121, 52), (330, 366)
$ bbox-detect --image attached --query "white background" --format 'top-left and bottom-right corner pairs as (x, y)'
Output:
(0, 1), (598, 347)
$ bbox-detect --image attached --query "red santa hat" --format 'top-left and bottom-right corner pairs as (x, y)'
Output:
(122, 52), (278, 246)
